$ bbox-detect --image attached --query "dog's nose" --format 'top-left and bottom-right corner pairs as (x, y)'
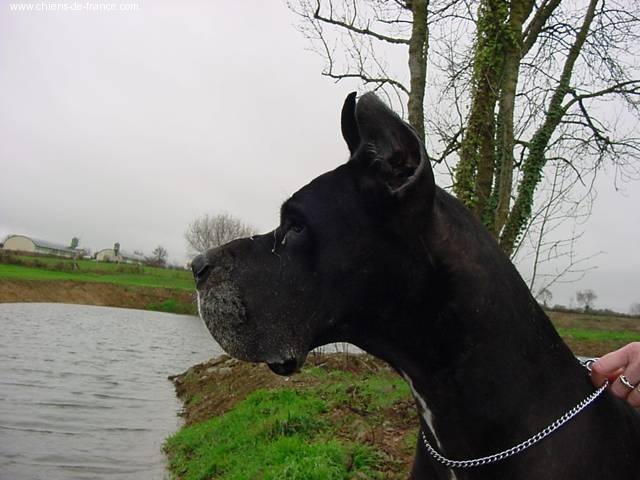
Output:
(191, 254), (210, 286)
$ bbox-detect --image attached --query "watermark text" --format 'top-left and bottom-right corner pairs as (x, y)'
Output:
(9, 2), (139, 12)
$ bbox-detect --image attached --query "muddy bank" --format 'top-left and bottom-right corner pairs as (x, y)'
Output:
(168, 353), (419, 478)
(0, 279), (196, 313)
(170, 353), (398, 425)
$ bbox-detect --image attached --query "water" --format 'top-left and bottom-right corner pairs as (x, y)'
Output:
(0, 303), (221, 480)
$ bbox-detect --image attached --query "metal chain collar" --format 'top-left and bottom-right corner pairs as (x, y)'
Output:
(420, 358), (608, 469)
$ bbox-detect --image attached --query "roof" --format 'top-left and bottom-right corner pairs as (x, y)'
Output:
(120, 250), (145, 261)
(5, 234), (77, 253)
(32, 237), (77, 252)
(95, 247), (145, 261)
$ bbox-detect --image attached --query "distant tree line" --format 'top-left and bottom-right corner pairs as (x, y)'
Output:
(538, 286), (640, 318)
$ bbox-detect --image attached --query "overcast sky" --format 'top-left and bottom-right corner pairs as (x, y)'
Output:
(1, 1), (638, 312)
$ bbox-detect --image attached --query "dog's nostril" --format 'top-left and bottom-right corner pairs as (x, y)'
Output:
(191, 254), (211, 284)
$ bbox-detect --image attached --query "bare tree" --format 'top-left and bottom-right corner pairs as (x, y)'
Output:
(149, 245), (168, 267)
(630, 302), (640, 316)
(576, 288), (597, 312)
(185, 213), (256, 256)
(289, 0), (429, 139)
(536, 287), (553, 308)
(290, 0), (640, 260)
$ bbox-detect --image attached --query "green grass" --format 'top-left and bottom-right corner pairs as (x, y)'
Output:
(0, 258), (193, 290)
(165, 389), (378, 480)
(148, 298), (195, 314)
(556, 327), (640, 343)
(165, 358), (415, 479)
(308, 368), (410, 412)
(353, 375), (410, 410)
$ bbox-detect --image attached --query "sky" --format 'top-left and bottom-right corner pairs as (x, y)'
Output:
(0, 1), (638, 312)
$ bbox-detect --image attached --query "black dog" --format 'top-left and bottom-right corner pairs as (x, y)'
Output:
(192, 93), (640, 479)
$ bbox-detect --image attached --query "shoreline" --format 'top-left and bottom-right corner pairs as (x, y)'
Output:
(0, 279), (197, 314)
(165, 353), (418, 479)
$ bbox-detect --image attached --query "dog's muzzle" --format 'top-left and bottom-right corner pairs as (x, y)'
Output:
(192, 248), (309, 376)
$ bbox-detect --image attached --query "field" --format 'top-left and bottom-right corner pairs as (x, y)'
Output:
(0, 252), (196, 313)
(0, 253), (193, 290)
(548, 310), (640, 356)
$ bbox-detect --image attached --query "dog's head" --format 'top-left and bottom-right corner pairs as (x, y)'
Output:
(194, 92), (436, 375)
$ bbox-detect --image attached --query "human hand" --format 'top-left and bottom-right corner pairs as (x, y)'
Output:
(591, 342), (640, 408)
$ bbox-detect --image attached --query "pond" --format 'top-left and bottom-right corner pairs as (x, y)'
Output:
(0, 303), (221, 480)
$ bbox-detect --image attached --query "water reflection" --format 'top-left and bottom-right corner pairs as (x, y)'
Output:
(0, 303), (220, 480)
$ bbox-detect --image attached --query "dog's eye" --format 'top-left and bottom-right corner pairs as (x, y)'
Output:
(289, 222), (305, 234)
(279, 221), (305, 248)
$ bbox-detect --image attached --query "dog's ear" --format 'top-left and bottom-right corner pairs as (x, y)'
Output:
(341, 92), (361, 155)
(349, 92), (434, 203)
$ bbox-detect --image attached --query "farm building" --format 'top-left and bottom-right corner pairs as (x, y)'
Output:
(2, 234), (80, 258)
(95, 247), (145, 264)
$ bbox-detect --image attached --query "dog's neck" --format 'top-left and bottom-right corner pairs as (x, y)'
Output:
(345, 189), (593, 476)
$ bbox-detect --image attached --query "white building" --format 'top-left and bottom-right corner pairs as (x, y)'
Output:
(95, 247), (145, 264)
(2, 235), (80, 258)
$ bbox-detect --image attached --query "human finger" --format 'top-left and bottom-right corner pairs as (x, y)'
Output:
(610, 355), (640, 399)
(626, 384), (640, 408)
(591, 343), (640, 389)
(592, 343), (637, 376)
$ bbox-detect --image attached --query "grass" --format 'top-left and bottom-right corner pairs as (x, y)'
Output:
(0, 255), (193, 290)
(165, 389), (379, 480)
(307, 368), (410, 411)
(166, 355), (416, 479)
(547, 311), (640, 356)
(147, 298), (195, 315)
(556, 327), (640, 343)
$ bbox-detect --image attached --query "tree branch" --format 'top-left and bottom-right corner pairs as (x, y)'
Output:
(562, 80), (640, 110)
(313, 0), (410, 44)
(522, 0), (563, 56)
(500, 0), (599, 254)
(322, 70), (410, 94)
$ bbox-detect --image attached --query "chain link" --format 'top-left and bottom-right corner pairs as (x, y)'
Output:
(420, 360), (608, 469)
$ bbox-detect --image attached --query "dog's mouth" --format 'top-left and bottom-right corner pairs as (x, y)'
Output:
(266, 348), (311, 376)
(267, 357), (300, 376)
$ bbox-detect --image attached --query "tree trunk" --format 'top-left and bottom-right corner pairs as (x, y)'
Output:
(407, 0), (429, 144)
(454, 0), (508, 218)
(500, 0), (598, 256)
(492, 0), (535, 238)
